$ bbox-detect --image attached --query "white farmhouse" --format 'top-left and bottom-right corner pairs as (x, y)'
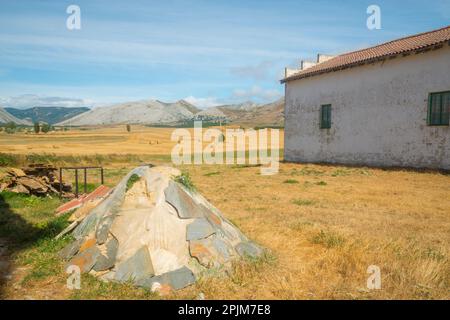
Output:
(282, 26), (450, 169)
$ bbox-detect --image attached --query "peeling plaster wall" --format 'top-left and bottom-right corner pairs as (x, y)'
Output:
(284, 45), (450, 169)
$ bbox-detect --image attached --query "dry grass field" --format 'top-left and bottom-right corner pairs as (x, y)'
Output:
(0, 126), (448, 300)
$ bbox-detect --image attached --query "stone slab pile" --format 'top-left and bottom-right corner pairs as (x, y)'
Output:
(59, 166), (263, 294)
(0, 164), (73, 197)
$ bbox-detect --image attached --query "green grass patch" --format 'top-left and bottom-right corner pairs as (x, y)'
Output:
(291, 166), (325, 176)
(315, 181), (327, 186)
(70, 274), (159, 300)
(174, 172), (196, 191)
(311, 230), (345, 248)
(283, 179), (299, 184)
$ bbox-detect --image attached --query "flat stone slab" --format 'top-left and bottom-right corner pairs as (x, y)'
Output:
(58, 238), (84, 260)
(115, 245), (154, 282)
(137, 266), (195, 291)
(164, 181), (205, 219)
(189, 235), (233, 268)
(67, 246), (101, 273)
(186, 218), (215, 241)
(235, 241), (263, 259)
(93, 236), (119, 272)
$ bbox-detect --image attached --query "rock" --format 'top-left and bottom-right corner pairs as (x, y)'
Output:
(235, 241), (263, 259)
(189, 234), (233, 268)
(7, 168), (26, 177)
(0, 182), (9, 192)
(95, 214), (115, 245)
(79, 238), (96, 252)
(17, 177), (48, 194)
(66, 246), (100, 273)
(137, 266), (195, 291)
(93, 236), (118, 272)
(164, 181), (206, 219)
(115, 246), (154, 282)
(186, 218), (215, 241)
(10, 184), (30, 194)
(58, 238), (84, 260)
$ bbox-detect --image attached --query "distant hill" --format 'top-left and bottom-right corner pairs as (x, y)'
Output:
(0, 107), (32, 125)
(56, 99), (200, 126)
(52, 97), (283, 127)
(5, 106), (90, 125)
(195, 99), (284, 127)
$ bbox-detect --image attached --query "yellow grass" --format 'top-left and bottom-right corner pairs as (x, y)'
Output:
(176, 164), (449, 299)
(0, 125), (283, 156)
(0, 126), (448, 299)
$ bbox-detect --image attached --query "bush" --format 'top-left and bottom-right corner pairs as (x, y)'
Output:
(174, 172), (195, 191)
(41, 123), (52, 133)
(126, 174), (140, 191)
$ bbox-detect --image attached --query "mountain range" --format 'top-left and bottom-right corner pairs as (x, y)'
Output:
(5, 107), (90, 125)
(57, 99), (283, 127)
(0, 108), (32, 125)
(0, 98), (284, 127)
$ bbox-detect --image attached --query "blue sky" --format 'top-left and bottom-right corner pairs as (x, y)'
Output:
(0, 0), (449, 108)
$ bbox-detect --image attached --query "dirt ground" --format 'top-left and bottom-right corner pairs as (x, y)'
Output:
(0, 127), (448, 299)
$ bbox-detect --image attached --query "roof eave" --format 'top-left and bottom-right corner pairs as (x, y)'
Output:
(281, 40), (449, 84)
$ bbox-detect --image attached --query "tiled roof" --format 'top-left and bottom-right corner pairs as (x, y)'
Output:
(282, 25), (450, 83)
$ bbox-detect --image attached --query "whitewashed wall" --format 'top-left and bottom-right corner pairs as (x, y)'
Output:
(284, 45), (450, 169)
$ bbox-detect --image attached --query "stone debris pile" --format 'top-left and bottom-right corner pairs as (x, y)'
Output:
(59, 166), (263, 293)
(0, 164), (73, 197)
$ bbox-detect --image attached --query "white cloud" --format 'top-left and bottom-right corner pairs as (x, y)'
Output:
(183, 96), (222, 109)
(230, 61), (275, 80)
(0, 94), (92, 109)
(232, 86), (282, 102)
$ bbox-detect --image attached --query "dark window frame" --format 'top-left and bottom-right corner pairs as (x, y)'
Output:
(320, 104), (332, 129)
(428, 91), (450, 126)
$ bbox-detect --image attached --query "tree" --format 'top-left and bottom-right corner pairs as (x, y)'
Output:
(34, 122), (40, 134)
(41, 123), (51, 133)
(126, 124), (131, 132)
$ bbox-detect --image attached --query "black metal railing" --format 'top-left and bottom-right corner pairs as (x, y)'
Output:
(59, 166), (104, 198)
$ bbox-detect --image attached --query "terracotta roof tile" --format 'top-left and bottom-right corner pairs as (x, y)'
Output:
(282, 25), (450, 83)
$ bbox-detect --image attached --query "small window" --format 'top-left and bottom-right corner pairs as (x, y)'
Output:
(428, 91), (449, 126)
(320, 104), (331, 129)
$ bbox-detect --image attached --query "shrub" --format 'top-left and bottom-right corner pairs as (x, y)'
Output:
(174, 172), (195, 191)
(311, 230), (345, 248)
(126, 174), (140, 191)
(41, 123), (52, 133)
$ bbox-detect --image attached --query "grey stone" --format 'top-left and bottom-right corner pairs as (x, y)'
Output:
(66, 246), (101, 273)
(186, 218), (215, 241)
(95, 214), (116, 245)
(136, 266), (195, 290)
(235, 241), (263, 259)
(212, 236), (233, 261)
(93, 236), (119, 272)
(58, 238), (84, 260)
(164, 181), (205, 219)
(115, 246), (154, 282)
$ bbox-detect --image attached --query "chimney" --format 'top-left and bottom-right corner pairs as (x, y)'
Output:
(300, 60), (317, 71)
(284, 67), (299, 78)
(317, 54), (335, 63)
